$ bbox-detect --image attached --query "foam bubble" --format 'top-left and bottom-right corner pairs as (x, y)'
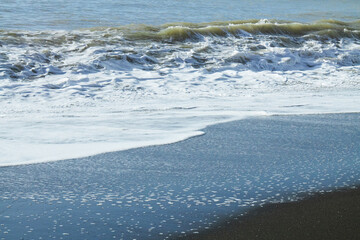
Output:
(0, 20), (360, 166)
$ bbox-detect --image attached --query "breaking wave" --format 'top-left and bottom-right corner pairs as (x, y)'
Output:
(1, 19), (360, 81)
(1, 19), (360, 165)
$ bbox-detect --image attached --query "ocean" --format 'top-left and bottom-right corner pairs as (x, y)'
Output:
(1, 1), (360, 239)
(0, 0), (359, 165)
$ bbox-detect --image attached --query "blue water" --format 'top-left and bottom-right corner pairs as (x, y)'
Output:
(1, 0), (359, 30)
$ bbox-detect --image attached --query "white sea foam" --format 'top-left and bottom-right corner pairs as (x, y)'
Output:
(1, 21), (360, 166)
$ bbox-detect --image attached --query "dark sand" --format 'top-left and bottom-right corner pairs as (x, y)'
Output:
(0, 113), (360, 239)
(178, 187), (360, 240)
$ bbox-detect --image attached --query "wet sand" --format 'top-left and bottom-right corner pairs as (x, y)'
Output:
(0, 113), (360, 239)
(178, 187), (360, 240)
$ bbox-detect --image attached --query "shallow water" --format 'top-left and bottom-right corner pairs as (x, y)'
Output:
(0, 1), (360, 165)
(1, 114), (360, 239)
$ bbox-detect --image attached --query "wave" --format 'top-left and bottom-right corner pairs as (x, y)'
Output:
(0, 19), (360, 81)
(1, 19), (360, 44)
(156, 19), (360, 41)
(1, 20), (360, 166)
(82, 19), (360, 42)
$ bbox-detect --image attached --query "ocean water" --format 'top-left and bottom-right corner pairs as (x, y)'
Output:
(0, 0), (360, 165)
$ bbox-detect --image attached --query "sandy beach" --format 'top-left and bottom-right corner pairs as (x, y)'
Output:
(1, 113), (359, 239)
(178, 186), (360, 240)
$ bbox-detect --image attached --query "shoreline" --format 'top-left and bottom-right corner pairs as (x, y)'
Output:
(1, 113), (359, 239)
(178, 186), (360, 240)
(1, 111), (359, 168)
